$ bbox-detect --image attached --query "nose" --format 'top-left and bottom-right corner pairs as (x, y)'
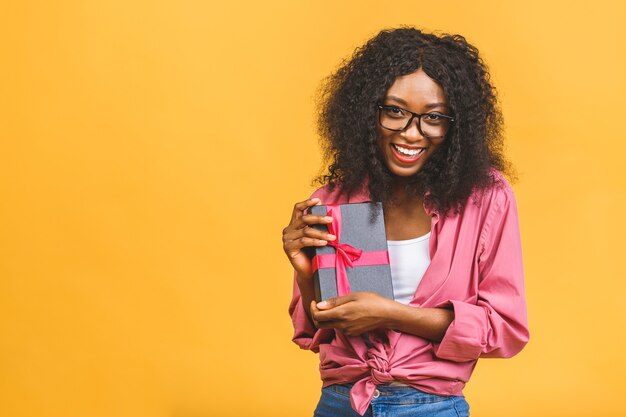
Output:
(401, 117), (426, 142)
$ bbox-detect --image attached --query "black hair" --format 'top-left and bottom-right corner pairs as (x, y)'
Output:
(316, 26), (514, 213)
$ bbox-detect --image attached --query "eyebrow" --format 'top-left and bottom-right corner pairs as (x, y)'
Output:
(385, 95), (448, 110)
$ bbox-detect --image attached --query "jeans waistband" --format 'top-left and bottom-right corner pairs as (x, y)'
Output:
(327, 382), (461, 400)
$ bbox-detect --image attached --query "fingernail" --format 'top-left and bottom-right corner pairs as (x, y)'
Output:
(327, 234), (336, 240)
(324, 216), (333, 222)
(317, 301), (328, 308)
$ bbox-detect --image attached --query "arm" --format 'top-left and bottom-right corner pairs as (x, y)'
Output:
(432, 186), (529, 362)
(312, 293), (454, 341)
(387, 304), (454, 341)
(284, 197), (337, 351)
(289, 273), (333, 352)
(295, 274), (317, 324)
(312, 183), (529, 360)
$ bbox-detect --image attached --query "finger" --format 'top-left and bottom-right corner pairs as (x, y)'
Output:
(284, 237), (329, 255)
(284, 224), (331, 247)
(316, 294), (356, 310)
(302, 226), (336, 241)
(312, 304), (344, 322)
(315, 320), (343, 330)
(301, 214), (334, 225)
(285, 214), (333, 234)
(291, 198), (322, 222)
(310, 301), (327, 329)
(311, 302), (341, 326)
(310, 301), (319, 327)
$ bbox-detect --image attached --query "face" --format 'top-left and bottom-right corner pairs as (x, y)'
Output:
(376, 68), (451, 178)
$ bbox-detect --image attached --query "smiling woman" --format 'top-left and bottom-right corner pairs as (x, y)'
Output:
(376, 69), (452, 177)
(281, 27), (529, 417)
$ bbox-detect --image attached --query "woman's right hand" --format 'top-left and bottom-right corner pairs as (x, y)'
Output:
(282, 197), (336, 280)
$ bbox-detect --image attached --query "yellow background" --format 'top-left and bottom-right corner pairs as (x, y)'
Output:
(1, 1), (625, 416)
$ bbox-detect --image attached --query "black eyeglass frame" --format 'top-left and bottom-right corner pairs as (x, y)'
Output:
(377, 104), (455, 139)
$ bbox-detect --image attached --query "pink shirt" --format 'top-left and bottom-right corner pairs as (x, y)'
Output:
(288, 172), (529, 415)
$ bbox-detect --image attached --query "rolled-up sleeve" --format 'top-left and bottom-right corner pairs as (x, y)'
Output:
(288, 274), (334, 352)
(433, 185), (529, 362)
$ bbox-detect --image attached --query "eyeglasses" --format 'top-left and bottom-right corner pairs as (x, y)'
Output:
(377, 104), (455, 139)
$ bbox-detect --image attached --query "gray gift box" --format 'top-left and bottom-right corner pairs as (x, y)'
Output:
(309, 202), (395, 302)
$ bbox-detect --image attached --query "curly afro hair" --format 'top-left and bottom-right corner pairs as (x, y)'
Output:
(316, 26), (514, 214)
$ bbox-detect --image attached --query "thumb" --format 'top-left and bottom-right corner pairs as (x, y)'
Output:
(317, 294), (352, 310)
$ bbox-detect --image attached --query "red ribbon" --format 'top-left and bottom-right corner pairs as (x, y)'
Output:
(311, 204), (390, 297)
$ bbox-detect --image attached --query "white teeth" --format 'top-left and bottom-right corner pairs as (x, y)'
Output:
(393, 144), (424, 157)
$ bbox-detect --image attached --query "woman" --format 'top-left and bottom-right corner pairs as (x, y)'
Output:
(282, 27), (529, 417)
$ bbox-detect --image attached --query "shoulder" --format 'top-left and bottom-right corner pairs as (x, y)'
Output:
(471, 170), (522, 255)
(472, 169), (517, 209)
(458, 169), (518, 222)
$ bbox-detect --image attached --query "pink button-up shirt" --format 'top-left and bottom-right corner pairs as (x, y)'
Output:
(288, 172), (529, 415)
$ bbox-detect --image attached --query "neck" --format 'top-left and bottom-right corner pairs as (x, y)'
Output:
(388, 178), (422, 207)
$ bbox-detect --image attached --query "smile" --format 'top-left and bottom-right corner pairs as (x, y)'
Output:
(391, 143), (426, 162)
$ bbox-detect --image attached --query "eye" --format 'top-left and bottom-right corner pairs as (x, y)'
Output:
(382, 106), (406, 118)
(422, 113), (449, 125)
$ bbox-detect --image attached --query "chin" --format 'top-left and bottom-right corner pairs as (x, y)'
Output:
(383, 152), (431, 178)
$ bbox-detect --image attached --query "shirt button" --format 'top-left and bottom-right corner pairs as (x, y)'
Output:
(373, 389), (380, 399)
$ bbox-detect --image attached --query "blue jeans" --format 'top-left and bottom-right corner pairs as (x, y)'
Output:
(313, 383), (470, 417)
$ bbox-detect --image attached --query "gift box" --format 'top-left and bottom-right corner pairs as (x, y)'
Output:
(309, 202), (394, 302)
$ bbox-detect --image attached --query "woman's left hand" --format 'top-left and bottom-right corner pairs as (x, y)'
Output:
(310, 292), (398, 336)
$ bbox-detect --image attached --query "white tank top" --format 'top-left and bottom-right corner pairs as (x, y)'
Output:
(387, 233), (431, 305)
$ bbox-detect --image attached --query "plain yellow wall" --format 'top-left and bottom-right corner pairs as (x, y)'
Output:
(1, 1), (625, 416)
